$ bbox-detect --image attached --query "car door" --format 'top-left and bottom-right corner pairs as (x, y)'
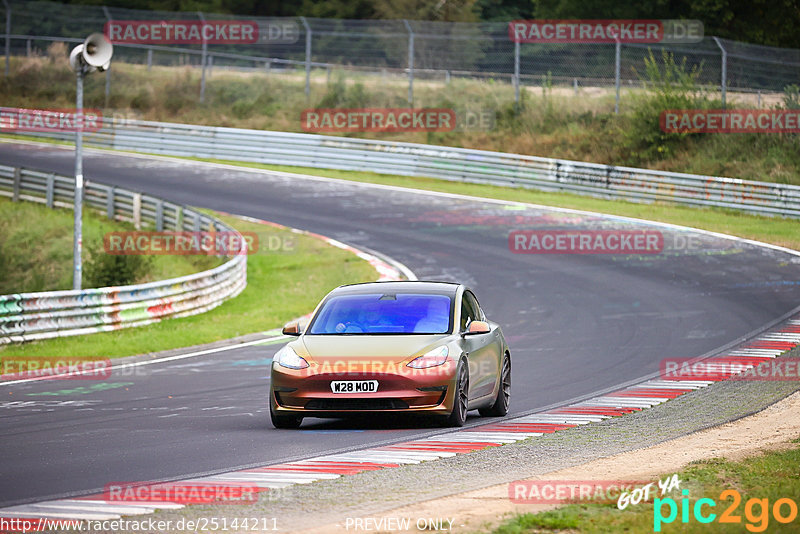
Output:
(460, 290), (499, 400)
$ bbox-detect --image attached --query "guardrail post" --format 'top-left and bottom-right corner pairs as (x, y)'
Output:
(177, 206), (185, 231)
(132, 193), (141, 230)
(155, 199), (163, 231)
(146, 48), (152, 71)
(11, 166), (20, 201)
(106, 186), (115, 219)
(198, 11), (208, 103)
(713, 37), (727, 109)
(193, 212), (201, 232)
(300, 17), (311, 99)
(403, 20), (414, 105)
(614, 38), (621, 114)
(513, 40), (520, 107)
(46, 173), (54, 208)
(3, 0), (10, 77)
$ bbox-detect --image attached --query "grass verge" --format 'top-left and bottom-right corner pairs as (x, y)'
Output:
(3, 46), (799, 185)
(0, 212), (379, 358)
(493, 437), (800, 533)
(0, 196), (221, 293)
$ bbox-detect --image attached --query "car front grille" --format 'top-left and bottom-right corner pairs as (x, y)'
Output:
(304, 398), (410, 411)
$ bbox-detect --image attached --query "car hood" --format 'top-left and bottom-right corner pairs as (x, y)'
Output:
(298, 334), (449, 364)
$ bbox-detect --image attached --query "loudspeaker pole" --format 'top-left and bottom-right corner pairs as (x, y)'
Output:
(73, 66), (84, 290)
(69, 33), (113, 290)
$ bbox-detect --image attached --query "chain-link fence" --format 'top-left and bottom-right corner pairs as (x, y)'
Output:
(2, 1), (799, 108)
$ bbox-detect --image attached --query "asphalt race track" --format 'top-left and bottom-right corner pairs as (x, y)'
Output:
(2, 142), (800, 506)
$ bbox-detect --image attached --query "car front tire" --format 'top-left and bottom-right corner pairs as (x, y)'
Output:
(479, 353), (510, 417)
(270, 397), (303, 429)
(443, 360), (469, 427)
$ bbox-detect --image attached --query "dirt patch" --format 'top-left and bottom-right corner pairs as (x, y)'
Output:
(300, 390), (800, 533)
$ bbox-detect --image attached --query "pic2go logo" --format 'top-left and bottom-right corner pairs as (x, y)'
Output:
(654, 489), (798, 532)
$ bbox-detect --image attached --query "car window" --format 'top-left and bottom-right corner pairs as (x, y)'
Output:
(460, 291), (481, 331)
(308, 292), (453, 334)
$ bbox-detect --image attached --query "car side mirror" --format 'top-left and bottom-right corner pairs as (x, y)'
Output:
(463, 320), (490, 336)
(282, 321), (302, 336)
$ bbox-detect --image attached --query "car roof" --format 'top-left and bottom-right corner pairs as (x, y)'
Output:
(331, 280), (461, 296)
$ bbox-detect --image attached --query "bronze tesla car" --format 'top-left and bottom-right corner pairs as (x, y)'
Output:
(269, 281), (511, 428)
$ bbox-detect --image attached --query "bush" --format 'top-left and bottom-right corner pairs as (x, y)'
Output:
(782, 84), (800, 109)
(623, 50), (718, 164)
(84, 251), (152, 288)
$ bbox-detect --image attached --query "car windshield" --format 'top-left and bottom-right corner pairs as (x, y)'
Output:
(308, 292), (453, 335)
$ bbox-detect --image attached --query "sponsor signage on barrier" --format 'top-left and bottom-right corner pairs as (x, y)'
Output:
(661, 109), (800, 133)
(508, 20), (703, 43)
(0, 108), (102, 133)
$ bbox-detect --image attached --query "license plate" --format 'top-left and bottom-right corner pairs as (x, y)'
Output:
(330, 380), (378, 393)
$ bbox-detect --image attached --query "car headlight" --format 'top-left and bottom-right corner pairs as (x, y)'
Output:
(275, 345), (309, 370)
(407, 345), (449, 369)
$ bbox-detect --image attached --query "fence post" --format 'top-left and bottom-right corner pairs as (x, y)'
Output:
(403, 20), (414, 105)
(146, 48), (152, 71)
(26, 39), (30, 56)
(155, 199), (164, 231)
(198, 11), (207, 102)
(46, 173), (54, 208)
(514, 40), (520, 107)
(106, 186), (115, 219)
(133, 193), (141, 230)
(3, 0), (10, 77)
(11, 166), (20, 201)
(300, 17), (311, 99)
(614, 39), (621, 114)
(713, 37), (727, 109)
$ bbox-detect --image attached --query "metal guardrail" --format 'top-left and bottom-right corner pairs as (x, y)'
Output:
(0, 163), (247, 344)
(12, 116), (800, 218)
